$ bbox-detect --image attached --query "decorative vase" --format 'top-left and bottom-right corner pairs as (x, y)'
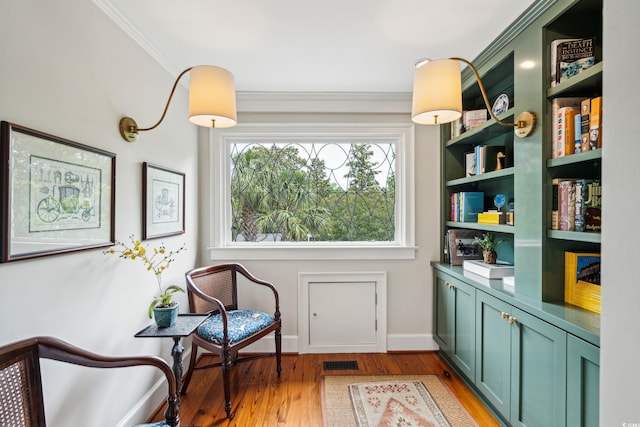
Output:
(483, 250), (497, 264)
(153, 303), (179, 327)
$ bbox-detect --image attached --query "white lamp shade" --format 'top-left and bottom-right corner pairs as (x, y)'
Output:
(411, 59), (462, 125)
(188, 65), (237, 128)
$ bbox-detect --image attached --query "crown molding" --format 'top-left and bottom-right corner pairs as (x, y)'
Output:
(236, 91), (412, 114)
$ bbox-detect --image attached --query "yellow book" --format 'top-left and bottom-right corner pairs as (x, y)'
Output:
(564, 252), (601, 314)
(477, 212), (506, 225)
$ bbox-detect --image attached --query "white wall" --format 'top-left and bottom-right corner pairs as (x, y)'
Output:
(0, 1), (199, 426)
(600, 1), (640, 424)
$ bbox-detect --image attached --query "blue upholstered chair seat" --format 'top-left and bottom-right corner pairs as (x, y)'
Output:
(197, 309), (275, 344)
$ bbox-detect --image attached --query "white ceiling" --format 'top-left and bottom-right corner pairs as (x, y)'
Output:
(94, 0), (537, 93)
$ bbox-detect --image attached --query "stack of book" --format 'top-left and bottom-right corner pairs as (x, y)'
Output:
(473, 145), (506, 174)
(551, 178), (601, 232)
(450, 192), (484, 223)
(463, 259), (514, 278)
(551, 96), (602, 158)
(564, 251), (601, 314)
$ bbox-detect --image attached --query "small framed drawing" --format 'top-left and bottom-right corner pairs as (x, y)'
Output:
(465, 152), (476, 177)
(0, 122), (115, 262)
(447, 228), (483, 265)
(142, 162), (185, 240)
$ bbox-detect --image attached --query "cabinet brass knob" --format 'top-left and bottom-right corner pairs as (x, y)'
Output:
(508, 316), (517, 324)
(500, 312), (509, 319)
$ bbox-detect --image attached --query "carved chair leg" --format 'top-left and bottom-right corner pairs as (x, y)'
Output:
(222, 347), (234, 419)
(164, 393), (180, 427)
(275, 328), (282, 377)
(180, 343), (198, 395)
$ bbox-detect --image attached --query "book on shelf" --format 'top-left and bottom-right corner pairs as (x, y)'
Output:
(580, 98), (591, 152)
(551, 38), (596, 86)
(463, 259), (514, 279)
(574, 179), (593, 232)
(502, 276), (515, 288)
(551, 97), (582, 158)
(551, 178), (559, 230)
(477, 211), (507, 225)
(451, 118), (463, 139)
(589, 96), (602, 150)
(450, 191), (484, 223)
(574, 112), (582, 153)
(584, 179), (602, 232)
(463, 109), (488, 131)
(465, 152), (476, 177)
(474, 145), (506, 174)
(558, 179), (576, 231)
(564, 251), (601, 314)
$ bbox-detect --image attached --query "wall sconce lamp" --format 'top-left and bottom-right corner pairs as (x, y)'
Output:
(119, 65), (237, 142)
(411, 58), (536, 138)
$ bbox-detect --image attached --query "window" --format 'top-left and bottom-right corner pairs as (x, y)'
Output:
(210, 124), (415, 260)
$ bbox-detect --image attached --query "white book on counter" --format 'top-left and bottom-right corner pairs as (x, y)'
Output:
(502, 276), (515, 288)
(463, 259), (514, 278)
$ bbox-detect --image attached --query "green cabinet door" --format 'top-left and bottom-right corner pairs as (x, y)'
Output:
(475, 291), (512, 420)
(434, 273), (476, 379)
(510, 307), (567, 427)
(434, 274), (454, 352)
(567, 335), (600, 427)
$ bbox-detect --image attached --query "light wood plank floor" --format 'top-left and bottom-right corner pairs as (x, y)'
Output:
(150, 352), (502, 426)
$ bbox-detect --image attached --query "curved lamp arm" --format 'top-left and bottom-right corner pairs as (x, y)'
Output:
(450, 57), (536, 138)
(119, 67), (193, 142)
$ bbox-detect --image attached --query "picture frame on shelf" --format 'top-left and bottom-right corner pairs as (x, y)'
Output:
(447, 229), (483, 265)
(0, 122), (115, 262)
(465, 152), (476, 177)
(142, 162), (185, 240)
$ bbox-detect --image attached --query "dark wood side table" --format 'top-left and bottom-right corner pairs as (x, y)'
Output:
(135, 313), (209, 409)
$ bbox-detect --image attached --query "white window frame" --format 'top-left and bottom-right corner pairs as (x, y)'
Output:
(209, 122), (416, 260)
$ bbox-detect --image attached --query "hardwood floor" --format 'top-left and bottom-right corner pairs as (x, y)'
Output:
(150, 352), (502, 426)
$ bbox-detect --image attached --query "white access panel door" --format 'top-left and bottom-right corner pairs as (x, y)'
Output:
(299, 272), (387, 353)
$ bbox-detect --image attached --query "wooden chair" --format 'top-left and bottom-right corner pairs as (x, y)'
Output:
(0, 336), (178, 427)
(181, 263), (281, 419)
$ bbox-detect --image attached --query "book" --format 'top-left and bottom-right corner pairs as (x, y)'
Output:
(551, 98), (582, 158)
(465, 152), (476, 177)
(580, 98), (591, 152)
(551, 38), (580, 86)
(574, 112), (582, 153)
(502, 276), (515, 288)
(584, 180), (602, 232)
(554, 107), (579, 158)
(554, 38), (596, 86)
(463, 259), (514, 278)
(574, 179), (593, 232)
(463, 109), (488, 131)
(558, 179), (576, 231)
(564, 251), (601, 314)
(589, 96), (602, 150)
(450, 118), (463, 139)
(462, 270), (509, 288)
(458, 192), (484, 223)
(551, 178), (559, 230)
(473, 145), (506, 174)
(477, 211), (507, 225)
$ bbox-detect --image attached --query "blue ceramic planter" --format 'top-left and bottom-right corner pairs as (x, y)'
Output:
(153, 303), (179, 327)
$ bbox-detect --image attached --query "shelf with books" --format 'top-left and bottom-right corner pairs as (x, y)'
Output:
(547, 148), (601, 168)
(445, 109), (515, 147)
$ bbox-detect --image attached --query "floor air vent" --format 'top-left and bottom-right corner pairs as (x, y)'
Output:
(323, 360), (359, 370)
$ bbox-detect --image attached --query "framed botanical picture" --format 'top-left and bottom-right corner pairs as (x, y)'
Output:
(447, 228), (483, 265)
(142, 162), (185, 240)
(0, 122), (115, 262)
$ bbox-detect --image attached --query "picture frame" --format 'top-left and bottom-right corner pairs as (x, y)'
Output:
(447, 228), (483, 265)
(0, 122), (115, 262)
(465, 152), (476, 177)
(142, 162), (185, 240)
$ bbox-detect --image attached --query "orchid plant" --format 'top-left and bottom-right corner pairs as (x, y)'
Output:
(104, 235), (186, 317)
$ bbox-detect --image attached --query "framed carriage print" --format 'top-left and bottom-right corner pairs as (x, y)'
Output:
(0, 122), (115, 262)
(142, 162), (185, 240)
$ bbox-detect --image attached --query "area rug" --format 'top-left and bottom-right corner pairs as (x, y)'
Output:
(321, 375), (478, 427)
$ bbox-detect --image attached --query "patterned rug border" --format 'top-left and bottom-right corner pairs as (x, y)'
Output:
(320, 374), (479, 427)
